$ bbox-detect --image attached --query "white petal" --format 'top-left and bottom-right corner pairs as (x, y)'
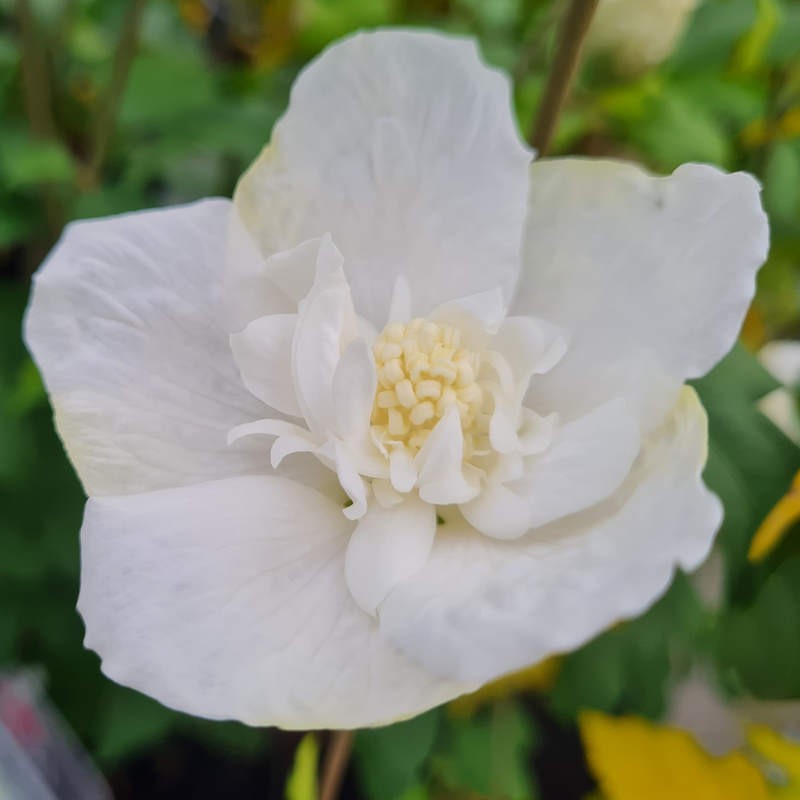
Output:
(221, 209), (297, 332)
(224, 230), (343, 333)
(487, 385), (522, 455)
(388, 275), (412, 323)
(291, 239), (357, 436)
(515, 159), (769, 427)
(758, 389), (800, 446)
(488, 395), (558, 458)
(332, 339), (377, 443)
(416, 406), (480, 505)
(491, 315), (568, 391)
(380, 387), (721, 683)
(225, 417), (322, 470)
(226, 417), (313, 446)
(518, 408), (559, 455)
(373, 479), (405, 509)
(272, 433), (320, 470)
(79, 475), (473, 728)
(460, 481), (532, 540)
(344, 496), (436, 616)
(234, 30), (531, 327)
(24, 200), (272, 496)
(389, 448), (418, 494)
(230, 314), (301, 417)
(265, 237), (332, 308)
(430, 288), (508, 335)
(333, 443), (376, 521)
(225, 418), (340, 498)
(759, 340), (800, 387)
(513, 397), (640, 528)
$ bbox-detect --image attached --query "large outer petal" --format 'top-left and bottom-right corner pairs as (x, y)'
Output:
(515, 159), (769, 426)
(79, 475), (474, 729)
(234, 30), (531, 327)
(379, 387), (721, 683)
(23, 200), (290, 496)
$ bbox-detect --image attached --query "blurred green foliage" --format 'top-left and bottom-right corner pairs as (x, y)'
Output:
(0, 0), (799, 798)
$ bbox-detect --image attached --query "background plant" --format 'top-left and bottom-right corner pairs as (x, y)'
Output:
(1, 0), (799, 797)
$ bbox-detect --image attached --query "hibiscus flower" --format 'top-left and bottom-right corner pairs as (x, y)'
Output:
(24, 29), (768, 729)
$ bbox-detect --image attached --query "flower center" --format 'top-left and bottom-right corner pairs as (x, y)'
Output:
(370, 318), (489, 458)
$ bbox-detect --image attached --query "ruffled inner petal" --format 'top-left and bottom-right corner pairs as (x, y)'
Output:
(511, 396), (641, 529)
(230, 314), (302, 417)
(416, 406), (481, 505)
(344, 495), (437, 616)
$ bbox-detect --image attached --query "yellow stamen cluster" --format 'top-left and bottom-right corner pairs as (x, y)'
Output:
(370, 319), (488, 457)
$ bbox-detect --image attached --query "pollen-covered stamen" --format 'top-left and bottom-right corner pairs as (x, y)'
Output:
(370, 318), (490, 460)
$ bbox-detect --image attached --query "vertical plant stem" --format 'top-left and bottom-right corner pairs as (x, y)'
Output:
(16, 0), (64, 247)
(87, 0), (148, 184)
(319, 730), (354, 800)
(16, 0), (58, 140)
(529, 0), (599, 154)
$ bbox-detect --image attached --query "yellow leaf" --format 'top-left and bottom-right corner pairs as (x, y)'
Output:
(579, 711), (770, 800)
(731, 0), (780, 76)
(448, 658), (561, 718)
(749, 471), (800, 562)
(178, 0), (211, 32)
(741, 107), (800, 148)
(741, 306), (768, 352)
(748, 725), (800, 784)
(286, 733), (319, 800)
(778, 108), (800, 140)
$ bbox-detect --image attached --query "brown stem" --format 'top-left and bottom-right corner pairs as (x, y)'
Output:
(16, 0), (57, 141)
(16, 0), (64, 248)
(529, 0), (599, 154)
(319, 731), (354, 800)
(86, 0), (147, 184)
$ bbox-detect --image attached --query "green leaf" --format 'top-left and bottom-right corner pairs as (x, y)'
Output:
(182, 718), (267, 759)
(670, 0), (756, 71)
(731, 0), (780, 75)
(695, 343), (780, 406)
(394, 786), (429, 800)
(120, 51), (217, 126)
(694, 345), (800, 593)
(674, 74), (765, 129)
(5, 359), (46, 418)
(0, 32), (17, 105)
(286, 733), (320, 800)
(764, 142), (800, 228)
(0, 195), (38, 248)
(549, 574), (707, 721)
(355, 711), (440, 800)
(432, 700), (539, 800)
(0, 134), (76, 188)
(95, 687), (177, 764)
(764, 0), (800, 63)
(716, 555), (800, 698)
(297, 0), (398, 54)
(68, 18), (113, 64)
(0, 412), (35, 488)
(631, 86), (732, 170)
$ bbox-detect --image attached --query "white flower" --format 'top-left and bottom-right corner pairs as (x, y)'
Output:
(586, 0), (699, 74)
(24, 29), (768, 729)
(758, 341), (800, 445)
